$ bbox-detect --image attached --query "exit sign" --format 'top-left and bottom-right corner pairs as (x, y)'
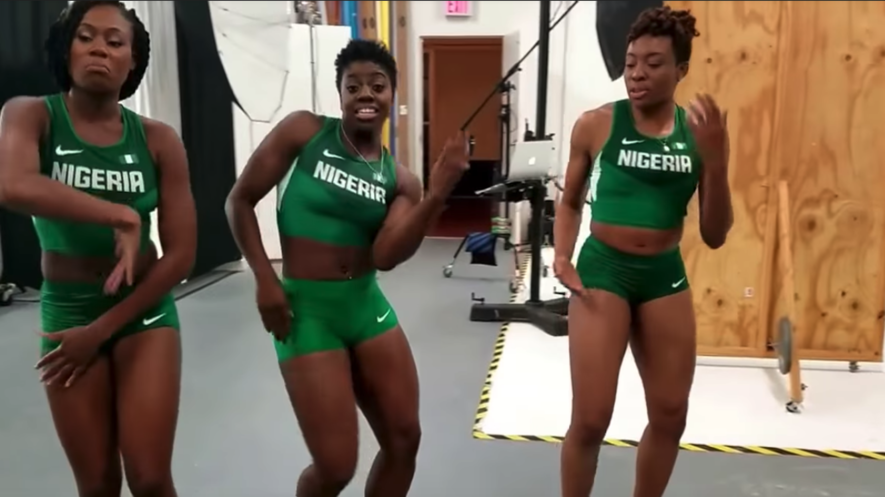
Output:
(445, 1), (473, 17)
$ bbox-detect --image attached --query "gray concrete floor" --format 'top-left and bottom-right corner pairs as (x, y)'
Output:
(0, 239), (882, 496)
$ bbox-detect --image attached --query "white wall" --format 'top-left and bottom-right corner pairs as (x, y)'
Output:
(407, 1), (628, 184)
(408, 1), (625, 250)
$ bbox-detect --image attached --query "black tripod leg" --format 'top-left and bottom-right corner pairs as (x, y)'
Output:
(452, 235), (468, 260)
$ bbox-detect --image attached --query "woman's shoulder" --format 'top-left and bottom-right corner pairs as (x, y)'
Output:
(137, 115), (181, 149)
(1, 95), (51, 127)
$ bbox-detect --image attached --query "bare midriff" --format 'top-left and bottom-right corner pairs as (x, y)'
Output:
(281, 236), (374, 281)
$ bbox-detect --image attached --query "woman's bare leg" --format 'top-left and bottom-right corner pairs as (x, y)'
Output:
(631, 290), (696, 497)
(281, 350), (359, 497)
(113, 327), (181, 497)
(560, 292), (632, 497)
(351, 326), (421, 497)
(46, 356), (122, 497)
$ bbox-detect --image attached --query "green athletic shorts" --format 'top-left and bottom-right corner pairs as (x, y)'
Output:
(574, 235), (689, 305)
(40, 280), (180, 356)
(274, 272), (399, 362)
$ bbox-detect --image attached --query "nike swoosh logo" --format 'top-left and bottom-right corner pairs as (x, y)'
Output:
(323, 149), (345, 160)
(376, 309), (391, 323)
(621, 138), (644, 145)
(55, 145), (83, 156)
(671, 278), (686, 288)
(143, 313), (166, 326)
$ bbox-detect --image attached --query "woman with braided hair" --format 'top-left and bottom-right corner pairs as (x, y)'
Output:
(554, 6), (732, 497)
(0, 2), (195, 496)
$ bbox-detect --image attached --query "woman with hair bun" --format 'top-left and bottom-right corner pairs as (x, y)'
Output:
(554, 6), (732, 497)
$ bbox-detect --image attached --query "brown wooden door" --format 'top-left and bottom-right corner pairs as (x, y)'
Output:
(425, 37), (503, 163)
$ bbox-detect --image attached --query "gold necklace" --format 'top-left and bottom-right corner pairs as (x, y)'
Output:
(340, 122), (386, 184)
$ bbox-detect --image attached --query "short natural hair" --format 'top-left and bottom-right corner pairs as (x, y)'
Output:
(334, 39), (398, 92)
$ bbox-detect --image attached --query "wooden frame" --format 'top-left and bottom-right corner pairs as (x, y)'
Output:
(393, 0), (411, 173)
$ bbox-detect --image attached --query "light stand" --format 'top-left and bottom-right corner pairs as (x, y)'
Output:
(497, 80), (514, 217)
(465, 0), (577, 337)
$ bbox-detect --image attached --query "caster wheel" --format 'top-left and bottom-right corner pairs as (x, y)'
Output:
(785, 401), (800, 413)
(849, 361), (859, 373)
(509, 280), (519, 294)
(801, 383), (807, 391)
(442, 265), (453, 278)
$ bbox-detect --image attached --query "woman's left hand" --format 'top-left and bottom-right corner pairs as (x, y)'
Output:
(36, 324), (106, 387)
(687, 93), (729, 167)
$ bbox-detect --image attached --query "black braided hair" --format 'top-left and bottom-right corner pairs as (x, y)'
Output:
(627, 6), (699, 65)
(44, 0), (150, 101)
(334, 39), (397, 93)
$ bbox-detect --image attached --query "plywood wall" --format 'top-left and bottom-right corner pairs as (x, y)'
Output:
(393, 1), (412, 174)
(669, 1), (885, 361)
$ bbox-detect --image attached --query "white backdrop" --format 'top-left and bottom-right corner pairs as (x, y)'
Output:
(220, 23), (350, 260)
(124, 1), (181, 258)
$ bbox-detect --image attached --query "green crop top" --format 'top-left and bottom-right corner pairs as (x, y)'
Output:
(33, 93), (157, 256)
(276, 116), (398, 247)
(588, 99), (702, 230)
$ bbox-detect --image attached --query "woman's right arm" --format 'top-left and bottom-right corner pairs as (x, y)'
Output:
(225, 110), (321, 282)
(553, 109), (601, 264)
(0, 97), (139, 228)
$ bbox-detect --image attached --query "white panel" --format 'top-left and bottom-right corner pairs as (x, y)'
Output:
(501, 30), (521, 156)
(226, 23), (351, 262)
(210, 1), (290, 123)
(287, 25), (318, 114)
(114, 1), (182, 257)
(309, 25), (353, 118)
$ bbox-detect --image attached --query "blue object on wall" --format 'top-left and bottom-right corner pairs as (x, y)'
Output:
(342, 1), (358, 39)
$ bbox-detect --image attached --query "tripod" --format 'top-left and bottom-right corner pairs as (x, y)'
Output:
(441, 79), (522, 288)
(463, 0), (578, 337)
(497, 80), (514, 218)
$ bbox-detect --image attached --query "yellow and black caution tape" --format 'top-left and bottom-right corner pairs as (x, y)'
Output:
(472, 253), (531, 434)
(470, 254), (885, 461)
(470, 432), (885, 460)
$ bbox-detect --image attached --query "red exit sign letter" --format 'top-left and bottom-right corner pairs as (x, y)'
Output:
(445, 1), (473, 17)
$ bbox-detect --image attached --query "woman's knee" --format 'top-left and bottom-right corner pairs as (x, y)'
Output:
(74, 471), (122, 497)
(647, 396), (689, 437)
(123, 462), (173, 497)
(311, 439), (359, 489)
(70, 456), (122, 497)
(568, 405), (615, 446)
(378, 416), (422, 459)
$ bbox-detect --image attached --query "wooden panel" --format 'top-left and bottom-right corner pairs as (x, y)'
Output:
(765, 1), (885, 361)
(670, 1), (885, 361)
(668, 1), (783, 357)
(393, 1), (411, 174)
(358, 0), (377, 39)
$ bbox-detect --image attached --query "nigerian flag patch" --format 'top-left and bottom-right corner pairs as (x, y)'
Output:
(120, 154), (138, 165)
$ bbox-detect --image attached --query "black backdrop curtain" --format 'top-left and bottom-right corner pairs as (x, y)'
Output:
(596, 0), (664, 81)
(0, 1), (68, 288)
(174, 1), (241, 278)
